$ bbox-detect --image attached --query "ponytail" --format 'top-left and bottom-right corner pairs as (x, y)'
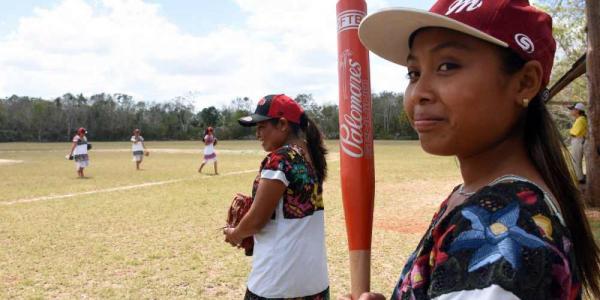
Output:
(287, 114), (328, 184)
(499, 47), (600, 297)
(202, 128), (209, 142)
(303, 115), (328, 184)
(525, 97), (600, 297)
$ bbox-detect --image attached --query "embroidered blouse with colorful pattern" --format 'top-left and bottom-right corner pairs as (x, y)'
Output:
(392, 176), (580, 300)
(246, 144), (328, 298)
(252, 143), (324, 219)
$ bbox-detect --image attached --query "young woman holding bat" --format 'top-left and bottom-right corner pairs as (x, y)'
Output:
(344, 0), (600, 299)
(223, 94), (330, 299)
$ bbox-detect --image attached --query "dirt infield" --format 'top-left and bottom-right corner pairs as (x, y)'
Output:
(374, 218), (430, 234)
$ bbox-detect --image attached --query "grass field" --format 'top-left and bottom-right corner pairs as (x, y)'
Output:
(0, 140), (596, 299)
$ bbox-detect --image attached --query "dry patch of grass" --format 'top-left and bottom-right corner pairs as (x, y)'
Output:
(0, 140), (465, 298)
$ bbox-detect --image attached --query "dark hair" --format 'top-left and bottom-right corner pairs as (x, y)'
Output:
(270, 115), (328, 184)
(202, 128), (210, 142)
(499, 47), (600, 297)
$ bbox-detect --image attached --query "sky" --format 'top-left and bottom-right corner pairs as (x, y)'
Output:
(0, 0), (435, 110)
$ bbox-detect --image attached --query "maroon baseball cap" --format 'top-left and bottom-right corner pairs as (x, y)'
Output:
(238, 94), (304, 127)
(359, 0), (556, 86)
(77, 127), (87, 134)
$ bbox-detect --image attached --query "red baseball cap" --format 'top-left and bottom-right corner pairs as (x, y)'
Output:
(358, 0), (556, 86)
(77, 127), (87, 134)
(238, 94), (304, 127)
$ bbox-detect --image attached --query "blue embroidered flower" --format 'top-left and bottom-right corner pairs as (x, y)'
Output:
(291, 163), (310, 185)
(449, 201), (546, 272)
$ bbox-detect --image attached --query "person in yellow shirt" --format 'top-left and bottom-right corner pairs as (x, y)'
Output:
(568, 103), (587, 183)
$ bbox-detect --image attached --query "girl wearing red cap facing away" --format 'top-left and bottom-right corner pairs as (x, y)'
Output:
(344, 0), (600, 299)
(198, 126), (218, 175)
(68, 127), (90, 178)
(131, 128), (147, 170)
(224, 94), (330, 299)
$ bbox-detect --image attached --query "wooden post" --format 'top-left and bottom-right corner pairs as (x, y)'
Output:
(585, 0), (600, 206)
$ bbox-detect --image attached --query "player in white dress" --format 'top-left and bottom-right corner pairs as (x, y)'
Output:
(131, 128), (147, 170)
(198, 127), (218, 175)
(68, 127), (90, 178)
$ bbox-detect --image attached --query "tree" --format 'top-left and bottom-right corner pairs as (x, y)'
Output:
(584, 0), (600, 206)
(0, 99), (15, 141)
(295, 94), (321, 117)
(0, 93), (442, 142)
(319, 104), (340, 139)
(372, 92), (402, 139)
(0, 100), (6, 129)
(31, 100), (53, 142)
(199, 106), (221, 128)
(171, 97), (195, 137)
(220, 97), (253, 139)
(539, 0), (588, 104)
(89, 96), (118, 140)
(398, 109), (418, 140)
(230, 97), (252, 112)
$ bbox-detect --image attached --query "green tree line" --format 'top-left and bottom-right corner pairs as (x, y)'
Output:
(0, 92), (417, 142)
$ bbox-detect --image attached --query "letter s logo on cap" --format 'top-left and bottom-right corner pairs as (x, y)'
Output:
(515, 33), (535, 53)
(445, 0), (483, 15)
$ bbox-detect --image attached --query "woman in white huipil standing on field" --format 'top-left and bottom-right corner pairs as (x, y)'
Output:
(198, 127), (218, 175)
(68, 127), (90, 178)
(131, 128), (147, 170)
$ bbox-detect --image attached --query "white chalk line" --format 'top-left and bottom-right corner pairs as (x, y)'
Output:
(0, 148), (265, 155)
(94, 148), (265, 155)
(1, 169), (257, 206)
(1, 156), (339, 206)
(0, 159), (24, 165)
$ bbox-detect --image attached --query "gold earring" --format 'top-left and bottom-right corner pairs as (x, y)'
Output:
(522, 98), (530, 108)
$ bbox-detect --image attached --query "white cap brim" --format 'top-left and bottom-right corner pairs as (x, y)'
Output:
(574, 103), (585, 111)
(358, 7), (509, 66)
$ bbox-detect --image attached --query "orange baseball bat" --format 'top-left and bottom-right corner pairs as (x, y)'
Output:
(336, 0), (375, 298)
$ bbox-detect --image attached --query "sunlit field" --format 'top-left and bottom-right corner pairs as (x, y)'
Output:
(3, 140), (592, 299)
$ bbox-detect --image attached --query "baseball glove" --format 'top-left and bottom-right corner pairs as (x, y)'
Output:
(226, 193), (254, 256)
(87, 143), (92, 150)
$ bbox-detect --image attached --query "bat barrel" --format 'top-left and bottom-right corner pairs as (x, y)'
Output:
(336, 0), (375, 297)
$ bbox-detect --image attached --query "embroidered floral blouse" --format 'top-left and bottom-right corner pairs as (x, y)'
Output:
(246, 144), (328, 298)
(252, 143), (324, 219)
(392, 178), (580, 300)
